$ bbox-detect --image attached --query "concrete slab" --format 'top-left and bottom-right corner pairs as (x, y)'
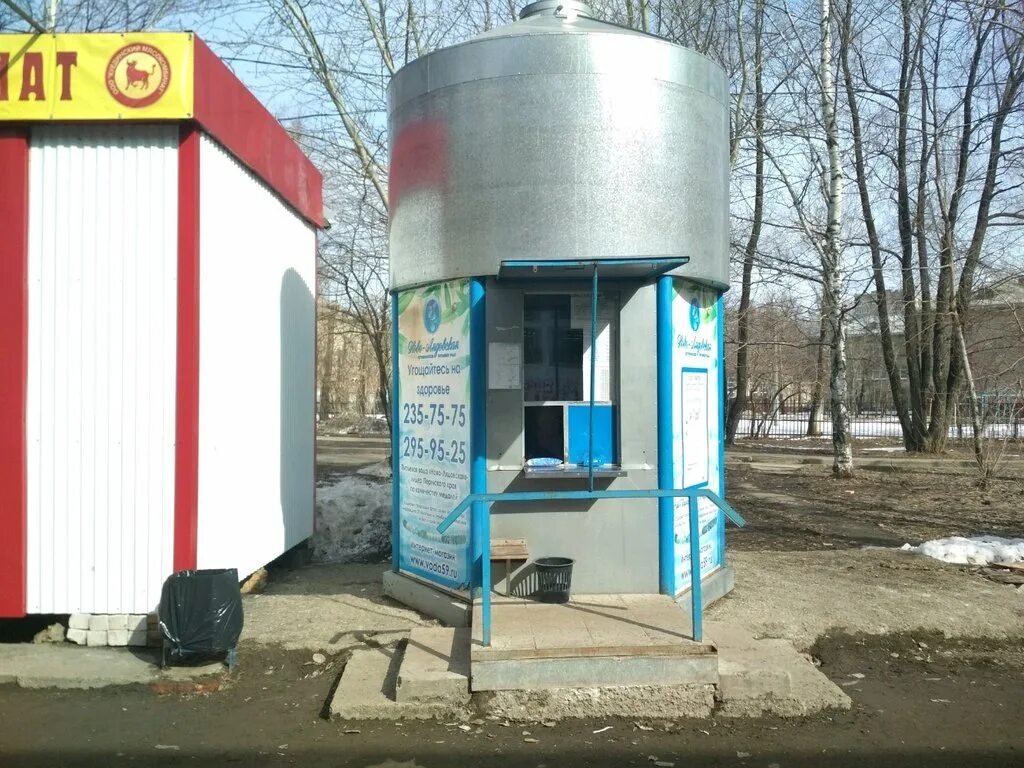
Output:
(382, 571), (470, 628)
(329, 644), (468, 720)
(706, 621), (851, 717)
(472, 653), (718, 691)
(0, 644), (224, 689)
(675, 565), (735, 615)
(396, 627), (470, 703)
(482, 683), (717, 721)
(471, 594), (717, 692)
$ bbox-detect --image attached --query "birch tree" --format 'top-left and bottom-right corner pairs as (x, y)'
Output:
(818, 0), (853, 475)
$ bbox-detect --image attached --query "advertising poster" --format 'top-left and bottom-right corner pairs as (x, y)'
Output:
(396, 279), (472, 590)
(671, 280), (724, 592)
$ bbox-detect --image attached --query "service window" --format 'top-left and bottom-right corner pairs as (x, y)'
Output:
(523, 293), (618, 466)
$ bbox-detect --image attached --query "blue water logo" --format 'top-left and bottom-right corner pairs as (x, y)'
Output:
(424, 297), (441, 334)
(689, 299), (701, 331)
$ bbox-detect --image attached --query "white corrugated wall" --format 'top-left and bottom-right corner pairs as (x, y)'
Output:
(196, 133), (315, 580)
(25, 124), (178, 614)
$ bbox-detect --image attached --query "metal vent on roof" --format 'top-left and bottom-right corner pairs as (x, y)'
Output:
(519, 1), (596, 20)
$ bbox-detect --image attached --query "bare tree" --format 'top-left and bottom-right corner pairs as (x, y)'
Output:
(725, 0), (766, 447)
(840, 0), (1024, 452)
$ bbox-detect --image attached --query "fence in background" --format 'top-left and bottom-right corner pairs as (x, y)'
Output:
(737, 394), (1024, 440)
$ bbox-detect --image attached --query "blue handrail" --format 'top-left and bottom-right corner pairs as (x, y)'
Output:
(437, 488), (745, 647)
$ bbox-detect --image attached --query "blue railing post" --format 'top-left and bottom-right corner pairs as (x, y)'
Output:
(438, 488), (745, 647)
(390, 291), (400, 573)
(588, 265), (598, 492)
(656, 275), (675, 595)
(688, 495), (703, 641)
(481, 502), (492, 646)
(469, 278), (487, 598)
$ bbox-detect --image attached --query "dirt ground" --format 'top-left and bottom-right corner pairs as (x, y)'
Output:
(727, 459), (1024, 551)
(2, 456), (1023, 767)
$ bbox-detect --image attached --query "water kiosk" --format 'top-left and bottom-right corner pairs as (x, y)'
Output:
(386, 1), (745, 688)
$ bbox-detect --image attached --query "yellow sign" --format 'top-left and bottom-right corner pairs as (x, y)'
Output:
(0, 33), (193, 121)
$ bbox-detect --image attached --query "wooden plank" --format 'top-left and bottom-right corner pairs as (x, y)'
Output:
(473, 642), (717, 662)
(490, 538), (528, 560)
(990, 561), (1024, 573)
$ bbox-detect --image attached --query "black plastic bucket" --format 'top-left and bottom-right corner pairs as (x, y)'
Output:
(533, 557), (575, 603)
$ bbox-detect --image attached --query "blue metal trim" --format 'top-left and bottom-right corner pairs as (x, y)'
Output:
(588, 266), (598, 492)
(498, 257), (690, 283)
(688, 496), (703, 641)
(717, 294), (727, 565)
(501, 258), (689, 269)
(469, 278), (487, 598)
(437, 487), (746, 534)
(390, 291), (401, 573)
(656, 276), (675, 595)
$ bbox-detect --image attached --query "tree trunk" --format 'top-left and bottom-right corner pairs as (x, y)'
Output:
(820, 0), (853, 477)
(807, 309), (828, 437)
(954, 310), (985, 481)
(318, 312), (336, 423)
(725, 0), (765, 447)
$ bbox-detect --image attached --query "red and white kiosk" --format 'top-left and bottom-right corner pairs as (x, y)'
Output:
(0, 33), (325, 618)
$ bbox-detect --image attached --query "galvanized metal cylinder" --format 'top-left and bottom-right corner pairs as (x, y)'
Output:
(388, 5), (730, 290)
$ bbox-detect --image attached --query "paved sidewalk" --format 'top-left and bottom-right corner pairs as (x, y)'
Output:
(0, 644), (223, 689)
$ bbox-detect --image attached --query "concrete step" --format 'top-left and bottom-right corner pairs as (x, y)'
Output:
(470, 593), (719, 692)
(472, 649), (719, 692)
(396, 627), (470, 703)
(329, 638), (470, 720)
(706, 621), (851, 717)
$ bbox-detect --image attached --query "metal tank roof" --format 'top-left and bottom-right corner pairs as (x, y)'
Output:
(388, 2), (730, 290)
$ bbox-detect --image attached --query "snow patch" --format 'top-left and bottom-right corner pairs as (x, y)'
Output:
(313, 476), (392, 562)
(357, 459), (392, 479)
(901, 536), (1024, 566)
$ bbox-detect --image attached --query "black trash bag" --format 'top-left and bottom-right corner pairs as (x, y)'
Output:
(159, 569), (243, 666)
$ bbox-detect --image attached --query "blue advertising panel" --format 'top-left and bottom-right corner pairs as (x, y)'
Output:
(671, 279), (724, 592)
(396, 279), (472, 589)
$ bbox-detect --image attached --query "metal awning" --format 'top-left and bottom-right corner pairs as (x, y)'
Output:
(495, 257), (689, 491)
(497, 257), (689, 281)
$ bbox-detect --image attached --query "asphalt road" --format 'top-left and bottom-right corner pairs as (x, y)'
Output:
(1, 631), (1022, 768)
(316, 435), (389, 471)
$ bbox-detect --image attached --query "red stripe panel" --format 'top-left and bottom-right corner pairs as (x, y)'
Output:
(0, 129), (29, 617)
(174, 125), (200, 572)
(192, 37), (325, 228)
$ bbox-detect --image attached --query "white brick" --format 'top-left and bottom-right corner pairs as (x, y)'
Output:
(107, 629), (129, 646)
(128, 615), (148, 632)
(68, 614), (90, 630)
(107, 615), (128, 631)
(127, 629), (148, 647)
(86, 630), (107, 646)
(88, 615), (109, 631)
(66, 628), (88, 645)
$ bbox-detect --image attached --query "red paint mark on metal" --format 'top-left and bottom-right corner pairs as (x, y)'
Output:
(389, 120), (448, 210)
